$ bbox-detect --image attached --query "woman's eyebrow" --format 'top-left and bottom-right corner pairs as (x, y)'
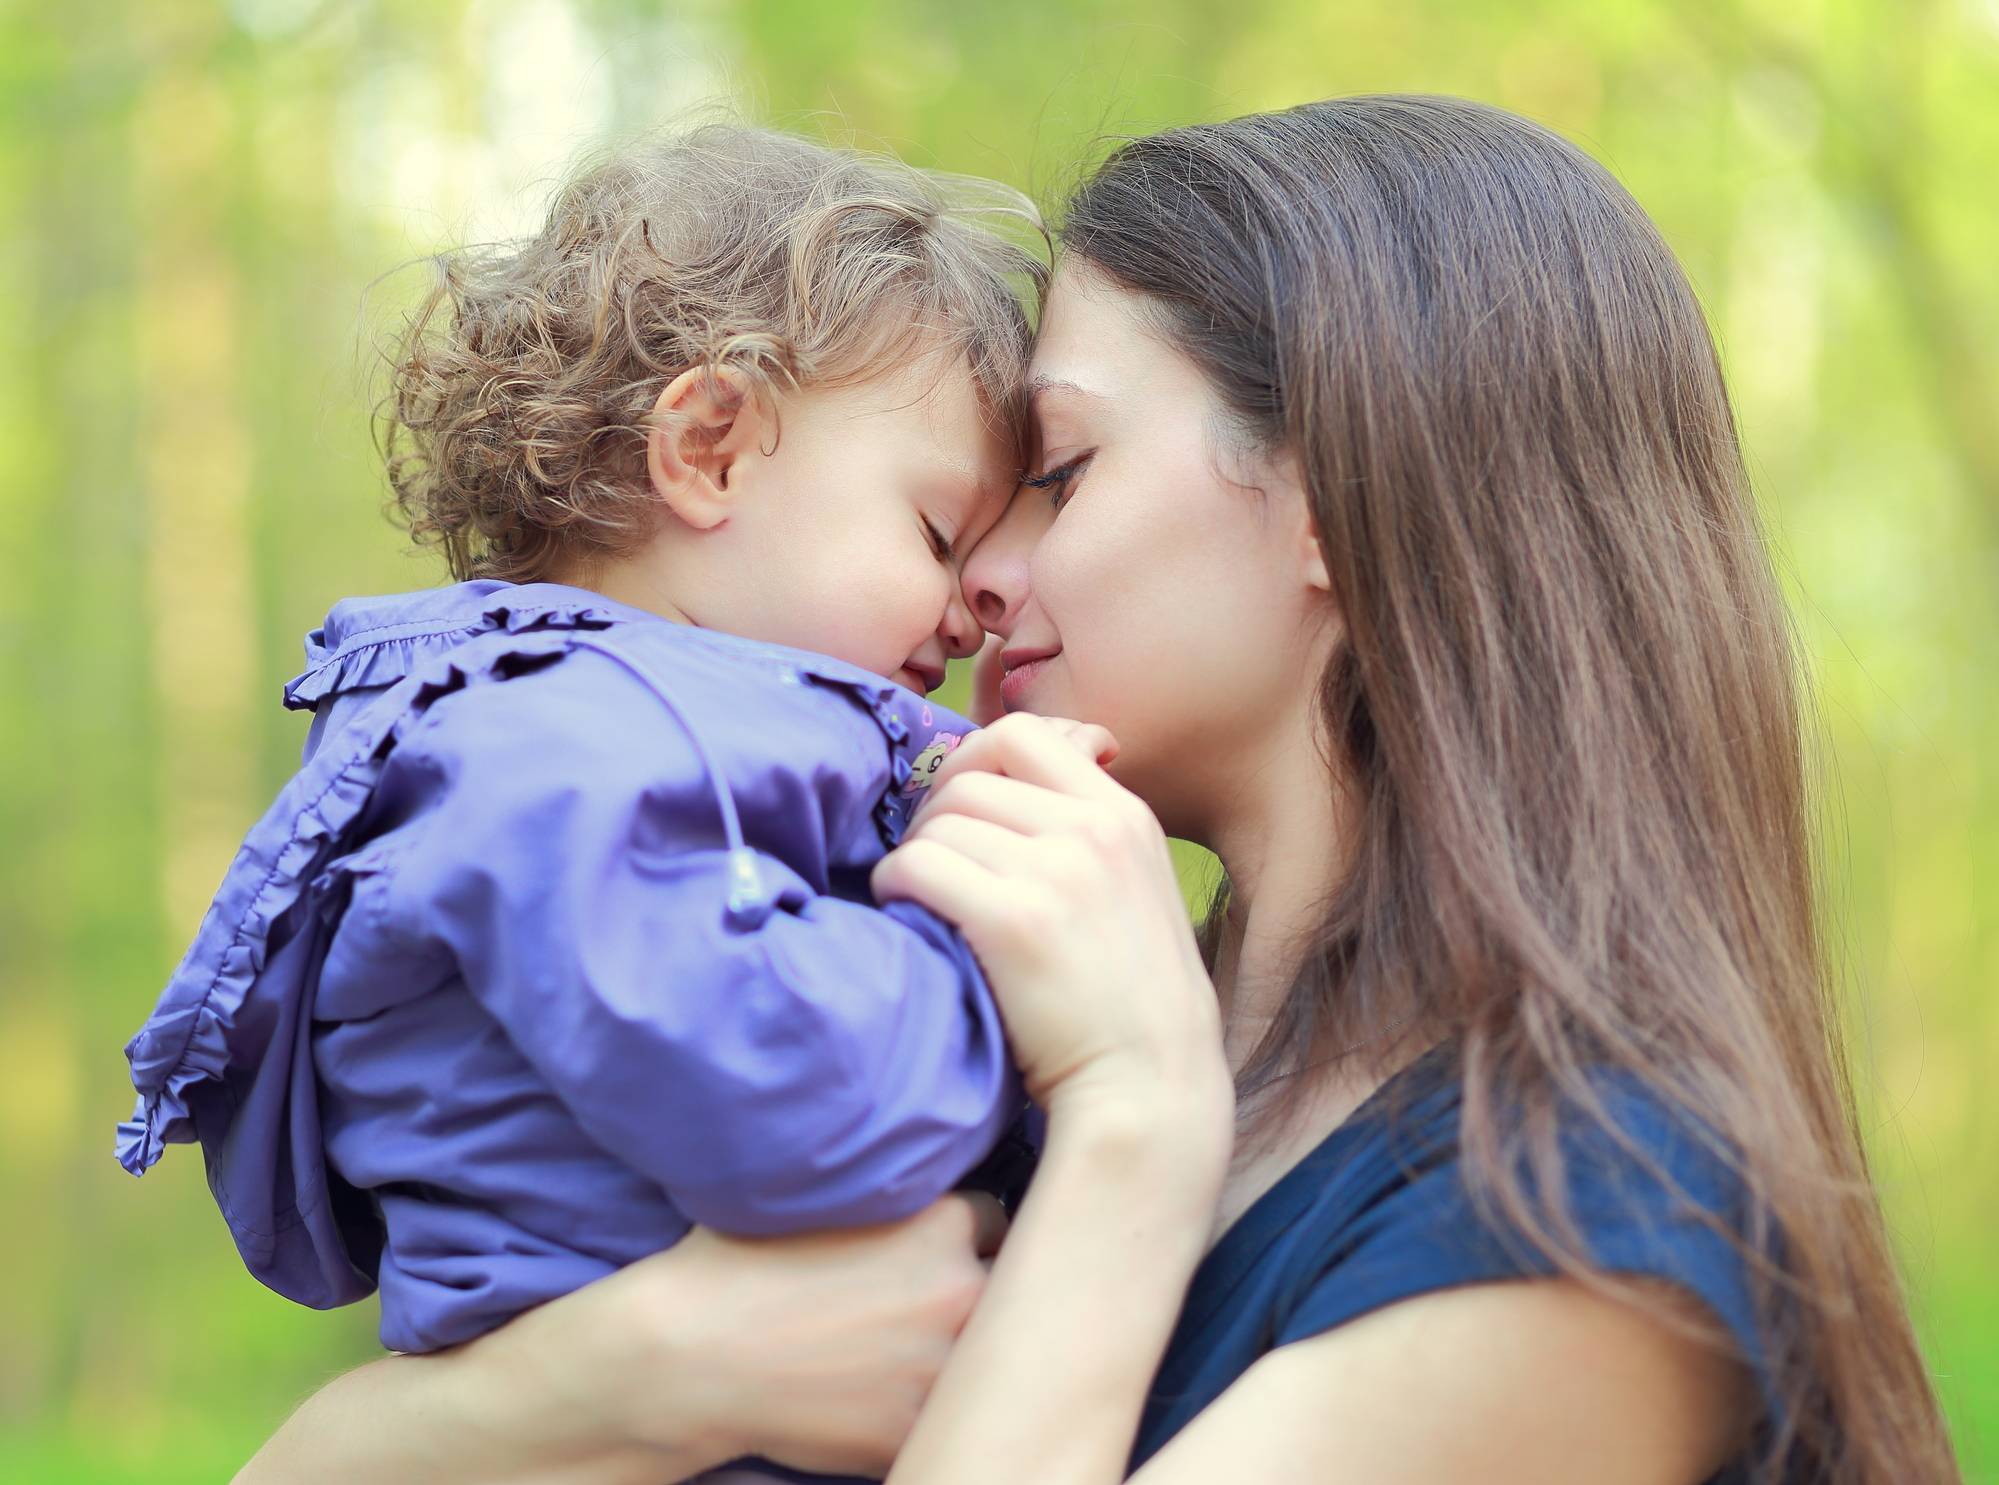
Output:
(1027, 374), (1104, 405)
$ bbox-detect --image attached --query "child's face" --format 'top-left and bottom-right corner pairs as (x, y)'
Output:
(664, 347), (1011, 695)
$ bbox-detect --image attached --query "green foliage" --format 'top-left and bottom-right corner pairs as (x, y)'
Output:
(0, 0), (1990, 1476)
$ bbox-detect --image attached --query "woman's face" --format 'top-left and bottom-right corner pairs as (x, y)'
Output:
(960, 263), (1337, 839)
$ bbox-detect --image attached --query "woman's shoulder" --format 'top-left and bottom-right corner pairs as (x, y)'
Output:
(1135, 1046), (1769, 1473)
(1272, 1049), (1760, 1355)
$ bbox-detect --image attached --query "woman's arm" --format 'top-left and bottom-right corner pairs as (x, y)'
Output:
(885, 1091), (1228, 1484)
(237, 1197), (1005, 1485)
(870, 714), (1236, 1484)
(872, 715), (1750, 1485)
(236, 1326), (686, 1485)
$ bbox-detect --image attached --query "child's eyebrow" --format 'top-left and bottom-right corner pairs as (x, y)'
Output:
(929, 461), (997, 515)
(939, 472), (1010, 550)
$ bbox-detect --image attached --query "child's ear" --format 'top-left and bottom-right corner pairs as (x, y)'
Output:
(646, 365), (763, 531)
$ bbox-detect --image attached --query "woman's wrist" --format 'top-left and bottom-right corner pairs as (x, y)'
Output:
(1041, 1048), (1235, 1197)
(1042, 1073), (1233, 1241)
(884, 1074), (1229, 1485)
(489, 1248), (748, 1471)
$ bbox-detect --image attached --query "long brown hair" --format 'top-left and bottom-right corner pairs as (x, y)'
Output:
(1062, 95), (1956, 1482)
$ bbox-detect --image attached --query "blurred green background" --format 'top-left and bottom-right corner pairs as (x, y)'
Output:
(1, 0), (1993, 1479)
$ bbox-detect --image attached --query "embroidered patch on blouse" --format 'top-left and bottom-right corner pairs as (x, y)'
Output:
(902, 732), (964, 793)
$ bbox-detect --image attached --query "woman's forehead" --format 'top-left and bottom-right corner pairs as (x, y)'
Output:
(1028, 274), (1210, 425)
(1032, 264), (1129, 368)
(1025, 329), (1122, 424)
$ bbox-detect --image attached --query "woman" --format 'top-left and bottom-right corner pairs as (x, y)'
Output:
(240, 96), (1957, 1484)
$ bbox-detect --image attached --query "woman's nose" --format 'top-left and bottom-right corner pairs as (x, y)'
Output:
(960, 500), (1037, 636)
(967, 576), (1008, 633)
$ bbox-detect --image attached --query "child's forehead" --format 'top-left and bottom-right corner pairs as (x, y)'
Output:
(853, 351), (1019, 481)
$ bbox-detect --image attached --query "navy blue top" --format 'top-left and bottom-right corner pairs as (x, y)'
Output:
(1129, 1045), (1773, 1483)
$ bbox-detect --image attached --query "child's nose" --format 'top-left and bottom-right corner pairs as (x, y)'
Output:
(939, 589), (982, 661)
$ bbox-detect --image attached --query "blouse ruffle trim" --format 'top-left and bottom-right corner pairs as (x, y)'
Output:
(282, 598), (621, 711)
(119, 622), (598, 1178)
(115, 740), (384, 1175)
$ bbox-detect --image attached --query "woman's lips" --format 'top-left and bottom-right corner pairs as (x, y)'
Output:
(997, 652), (1057, 711)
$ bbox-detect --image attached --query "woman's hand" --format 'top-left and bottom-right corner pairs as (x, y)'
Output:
(624, 1195), (1007, 1477)
(868, 715), (1233, 1485)
(871, 712), (1231, 1131)
(235, 1195), (1004, 1485)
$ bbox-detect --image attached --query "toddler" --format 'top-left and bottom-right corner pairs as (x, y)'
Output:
(115, 126), (1046, 1483)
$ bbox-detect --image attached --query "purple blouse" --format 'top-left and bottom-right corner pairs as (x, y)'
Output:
(116, 581), (1017, 1353)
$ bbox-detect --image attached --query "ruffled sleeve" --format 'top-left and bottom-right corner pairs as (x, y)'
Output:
(112, 636), (541, 1308)
(112, 734), (379, 1177)
(118, 604), (1013, 1311)
(115, 616), (651, 1309)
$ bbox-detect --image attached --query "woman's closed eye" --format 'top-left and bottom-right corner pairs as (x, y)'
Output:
(1021, 452), (1092, 512)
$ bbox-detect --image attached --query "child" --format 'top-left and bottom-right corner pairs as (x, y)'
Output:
(115, 126), (1046, 1481)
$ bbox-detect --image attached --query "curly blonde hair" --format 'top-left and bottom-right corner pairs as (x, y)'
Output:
(379, 125), (1048, 583)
